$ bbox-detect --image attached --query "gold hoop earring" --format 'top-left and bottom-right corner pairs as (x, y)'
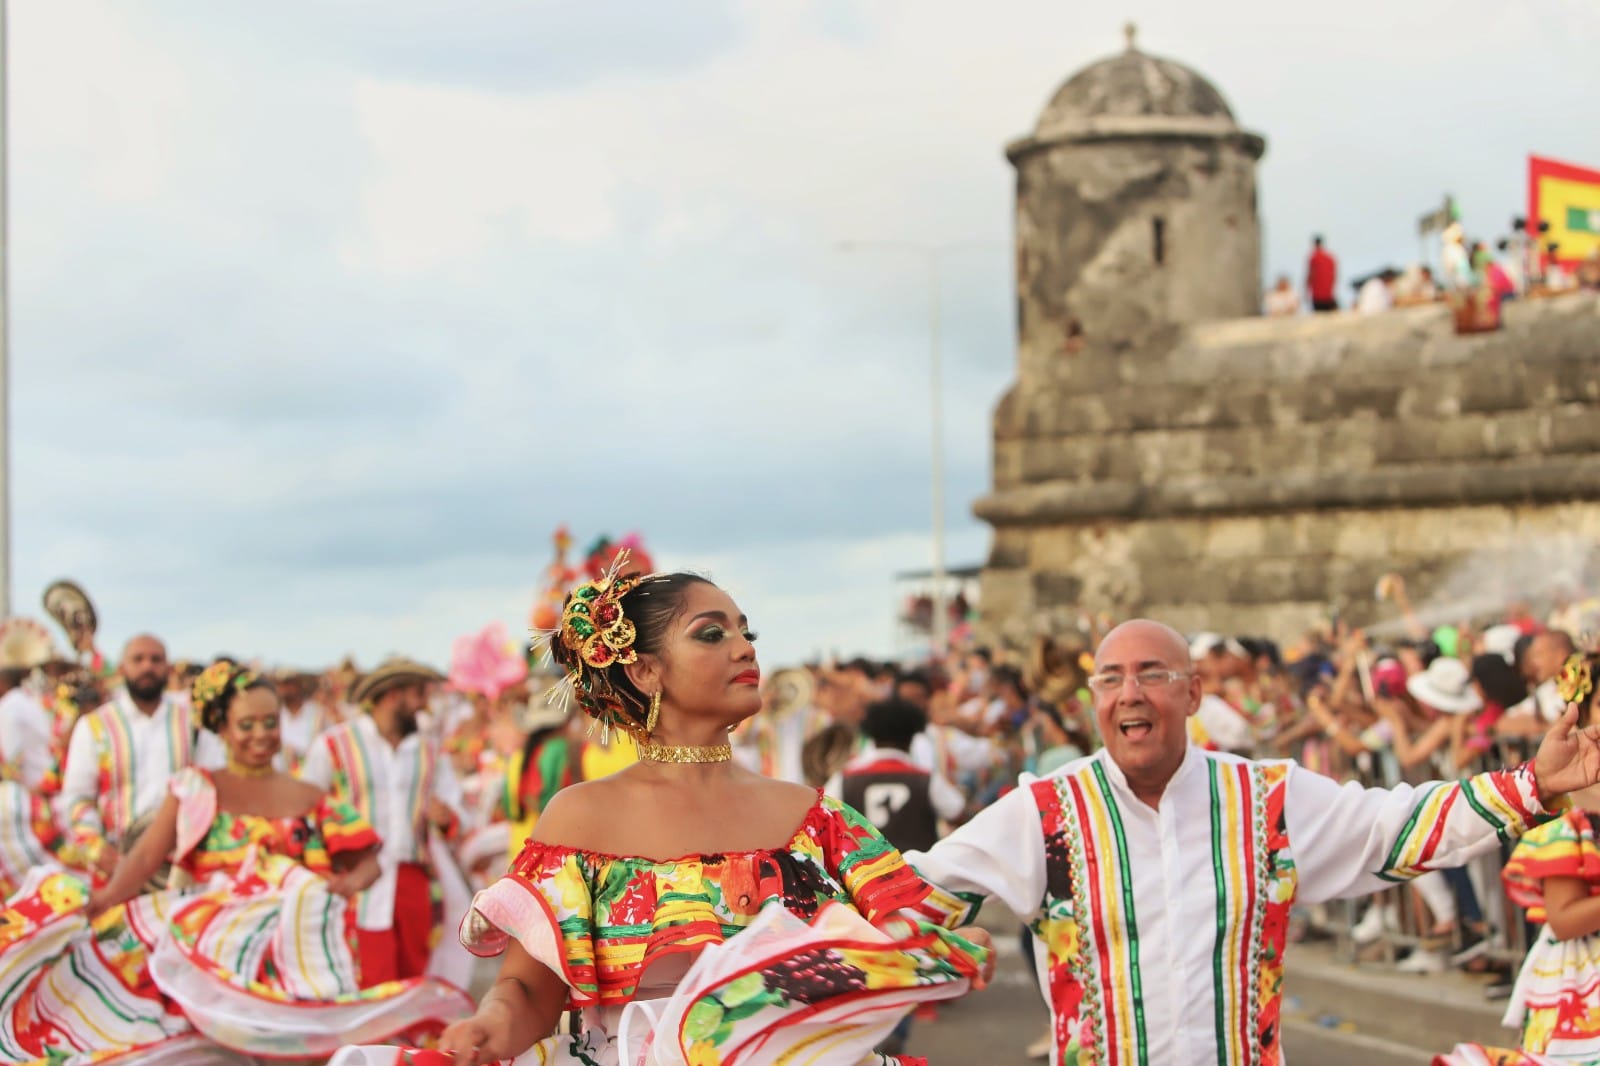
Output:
(646, 691), (662, 736)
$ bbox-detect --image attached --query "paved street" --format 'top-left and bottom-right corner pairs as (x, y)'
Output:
(901, 920), (1423, 1065)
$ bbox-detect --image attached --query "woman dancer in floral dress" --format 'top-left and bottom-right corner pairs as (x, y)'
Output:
(0, 662), (471, 1064)
(333, 559), (991, 1066)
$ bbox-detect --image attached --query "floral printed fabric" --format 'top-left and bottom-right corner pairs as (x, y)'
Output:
(653, 900), (983, 1066)
(177, 770), (380, 882)
(0, 773), (469, 1064)
(470, 792), (941, 1008)
(334, 793), (985, 1066)
(1436, 811), (1600, 1066)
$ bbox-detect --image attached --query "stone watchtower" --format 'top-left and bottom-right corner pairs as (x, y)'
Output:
(977, 31), (1600, 645)
(1008, 25), (1265, 375)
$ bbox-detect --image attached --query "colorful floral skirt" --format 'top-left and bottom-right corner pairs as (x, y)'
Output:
(0, 863), (473, 1064)
(331, 900), (984, 1066)
(1435, 927), (1600, 1065)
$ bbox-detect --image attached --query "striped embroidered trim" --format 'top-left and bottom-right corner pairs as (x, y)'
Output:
(1208, 766), (1230, 1066)
(1088, 761), (1148, 1066)
(323, 721), (439, 926)
(1055, 774), (1105, 1064)
(1205, 761), (1281, 1066)
(1244, 763), (1272, 1066)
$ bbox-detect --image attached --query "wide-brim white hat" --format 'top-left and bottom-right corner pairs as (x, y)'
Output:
(1406, 657), (1483, 715)
(1190, 632), (1248, 660)
(1481, 624), (1522, 664)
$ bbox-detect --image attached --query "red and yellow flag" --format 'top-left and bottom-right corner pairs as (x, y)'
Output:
(1529, 154), (1600, 268)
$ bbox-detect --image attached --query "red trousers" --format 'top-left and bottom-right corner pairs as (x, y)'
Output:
(356, 862), (436, 987)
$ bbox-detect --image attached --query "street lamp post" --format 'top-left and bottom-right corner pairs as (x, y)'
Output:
(837, 241), (987, 656)
(1, 0), (12, 618)
(925, 252), (947, 655)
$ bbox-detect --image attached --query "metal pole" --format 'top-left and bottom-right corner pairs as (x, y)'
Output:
(836, 240), (988, 658)
(928, 252), (948, 654)
(0, 0), (11, 618)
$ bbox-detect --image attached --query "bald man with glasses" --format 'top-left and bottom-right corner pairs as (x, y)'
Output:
(907, 619), (1600, 1066)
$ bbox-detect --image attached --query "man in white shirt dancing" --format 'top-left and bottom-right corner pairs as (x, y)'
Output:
(909, 619), (1600, 1066)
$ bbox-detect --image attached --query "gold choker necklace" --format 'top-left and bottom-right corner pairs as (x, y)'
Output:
(637, 741), (734, 765)
(226, 758), (275, 779)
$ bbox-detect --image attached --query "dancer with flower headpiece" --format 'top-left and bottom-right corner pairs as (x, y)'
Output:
(330, 555), (993, 1066)
(0, 661), (473, 1064)
(1436, 653), (1600, 1066)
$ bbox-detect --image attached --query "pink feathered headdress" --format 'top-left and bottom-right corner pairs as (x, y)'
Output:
(449, 621), (529, 700)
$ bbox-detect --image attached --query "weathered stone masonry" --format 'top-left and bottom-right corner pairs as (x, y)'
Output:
(976, 37), (1600, 646)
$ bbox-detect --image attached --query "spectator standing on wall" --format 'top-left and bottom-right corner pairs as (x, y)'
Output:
(1306, 234), (1339, 312)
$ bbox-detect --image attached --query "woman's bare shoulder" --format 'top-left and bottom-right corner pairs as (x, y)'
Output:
(753, 776), (822, 809)
(284, 776), (327, 804)
(732, 774), (823, 832)
(528, 777), (629, 849)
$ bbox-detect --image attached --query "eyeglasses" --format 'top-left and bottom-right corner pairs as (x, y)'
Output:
(1086, 669), (1193, 694)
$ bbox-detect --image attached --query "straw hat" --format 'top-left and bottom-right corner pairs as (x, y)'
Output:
(0, 618), (61, 671)
(515, 702), (571, 734)
(350, 658), (445, 705)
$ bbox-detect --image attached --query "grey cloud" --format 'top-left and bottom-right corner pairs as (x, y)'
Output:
(27, 0), (1593, 669)
(146, 1), (747, 93)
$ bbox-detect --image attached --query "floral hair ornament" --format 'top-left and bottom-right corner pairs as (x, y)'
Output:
(537, 549), (647, 742)
(192, 661), (255, 713)
(1558, 654), (1594, 706)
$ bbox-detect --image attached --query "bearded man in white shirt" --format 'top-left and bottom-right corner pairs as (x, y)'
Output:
(909, 619), (1600, 1066)
(58, 634), (224, 879)
(300, 658), (466, 988)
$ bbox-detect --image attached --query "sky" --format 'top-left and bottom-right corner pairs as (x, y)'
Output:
(7, 0), (1598, 671)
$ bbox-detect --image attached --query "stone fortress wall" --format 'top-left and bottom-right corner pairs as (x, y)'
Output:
(976, 292), (1600, 645)
(974, 29), (1600, 646)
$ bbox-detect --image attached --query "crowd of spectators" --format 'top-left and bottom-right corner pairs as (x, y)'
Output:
(776, 571), (1600, 1031)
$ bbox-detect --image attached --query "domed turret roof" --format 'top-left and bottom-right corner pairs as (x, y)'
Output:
(1011, 27), (1260, 161)
(1042, 35), (1234, 125)
(1010, 26), (1262, 161)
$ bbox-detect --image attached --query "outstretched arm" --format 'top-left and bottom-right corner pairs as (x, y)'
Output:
(1293, 703), (1600, 903)
(906, 781), (1049, 926)
(1372, 700), (1454, 769)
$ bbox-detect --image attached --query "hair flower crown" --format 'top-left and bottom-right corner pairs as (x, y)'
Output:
(1558, 653), (1593, 706)
(539, 550), (648, 741)
(192, 661), (255, 715)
